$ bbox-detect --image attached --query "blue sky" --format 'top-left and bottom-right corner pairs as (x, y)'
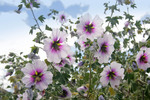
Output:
(0, 0), (150, 90)
(0, 0), (150, 54)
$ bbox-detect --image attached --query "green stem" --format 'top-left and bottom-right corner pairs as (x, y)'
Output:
(26, 0), (43, 33)
(142, 72), (146, 100)
(87, 52), (93, 99)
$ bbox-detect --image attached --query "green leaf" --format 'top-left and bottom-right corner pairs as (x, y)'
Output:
(38, 15), (45, 23)
(21, 0), (27, 5)
(15, 70), (22, 75)
(124, 12), (134, 21)
(131, 82), (138, 93)
(44, 59), (51, 66)
(109, 5), (120, 14)
(109, 87), (116, 95)
(106, 16), (123, 27)
(124, 73), (134, 84)
(5, 65), (11, 69)
(17, 4), (23, 12)
(123, 38), (129, 48)
(131, 4), (137, 9)
(7, 86), (11, 88)
(147, 68), (150, 73)
(75, 20), (80, 24)
(45, 25), (52, 31)
(29, 25), (36, 34)
(114, 39), (120, 50)
(135, 21), (142, 30)
(32, 1), (40, 8)
(48, 9), (58, 16)
(31, 45), (39, 54)
(9, 52), (16, 57)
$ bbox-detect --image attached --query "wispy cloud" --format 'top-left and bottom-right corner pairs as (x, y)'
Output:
(0, 3), (16, 12)
(0, 0), (89, 26)
(25, 0), (89, 26)
(140, 13), (150, 21)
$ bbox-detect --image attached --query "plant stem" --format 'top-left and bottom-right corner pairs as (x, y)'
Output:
(87, 52), (93, 99)
(27, 0), (43, 33)
(142, 72), (146, 100)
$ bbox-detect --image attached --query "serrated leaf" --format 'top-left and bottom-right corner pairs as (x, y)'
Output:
(15, 70), (22, 75)
(106, 16), (123, 27)
(8, 76), (15, 83)
(5, 65), (11, 69)
(31, 45), (39, 54)
(32, 1), (40, 8)
(38, 15), (45, 23)
(124, 12), (134, 20)
(45, 25), (52, 31)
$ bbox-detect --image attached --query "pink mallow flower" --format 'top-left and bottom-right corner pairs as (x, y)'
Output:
(100, 62), (124, 88)
(58, 12), (68, 24)
(78, 36), (90, 50)
(94, 33), (115, 64)
(60, 85), (72, 99)
(77, 86), (88, 93)
(76, 13), (104, 41)
(21, 60), (53, 91)
(53, 59), (69, 72)
(54, 52), (75, 72)
(44, 29), (71, 63)
(124, 21), (130, 27)
(66, 51), (75, 64)
(17, 89), (33, 100)
(136, 47), (150, 70)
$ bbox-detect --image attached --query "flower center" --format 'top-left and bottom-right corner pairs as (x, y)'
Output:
(57, 59), (65, 67)
(32, 71), (43, 83)
(61, 15), (65, 20)
(100, 43), (108, 53)
(83, 86), (87, 89)
(140, 54), (147, 63)
(107, 71), (116, 79)
(85, 23), (94, 33)
(60, 89), (68, 97)
(67, 55), (71, 61)
(83, 41), (89, 47)
(51, 40), (61, 51)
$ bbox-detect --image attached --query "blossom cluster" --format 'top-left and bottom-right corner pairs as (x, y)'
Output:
(19, 10), (150, 99)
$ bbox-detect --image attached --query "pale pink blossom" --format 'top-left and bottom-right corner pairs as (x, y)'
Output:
(77, 13), (104, 41)
(124, 21), (130, 27)
(44, 29), (71, 63)
(58, 12), (68, 24)
(94, 33), (115, 64)
(136, 47), (150, 70)
(53, 59), (69, 72)
(77, 86), (88, 92)
(66, 51), (75, 64)
(100, 62), (124, 88)
(21, 60), (53, 91)
(78, 36), (90, 50)
(60, 85), (72, 98)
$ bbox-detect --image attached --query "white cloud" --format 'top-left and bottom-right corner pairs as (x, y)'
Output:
(0, 0), (20, 6)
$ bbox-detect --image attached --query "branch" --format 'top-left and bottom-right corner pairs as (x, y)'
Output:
(26, 0), (43, 33)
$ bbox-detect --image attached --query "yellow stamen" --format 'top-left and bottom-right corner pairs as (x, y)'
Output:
(35, 77), (41, 82)
(35, 71), (38, 75)
(56, 43), (61, 46)
(39, 73), (43, 76)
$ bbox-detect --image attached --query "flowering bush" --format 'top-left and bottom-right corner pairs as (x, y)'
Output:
(1, 0), (150, 100)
